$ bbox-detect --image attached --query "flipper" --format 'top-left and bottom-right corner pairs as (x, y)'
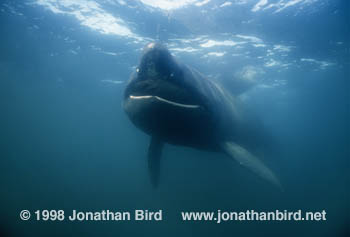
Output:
(148, 136), (164, 188)
(220, 141), (282, 190)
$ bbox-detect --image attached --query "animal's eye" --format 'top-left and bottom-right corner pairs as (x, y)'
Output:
(136, 68), (140, 73)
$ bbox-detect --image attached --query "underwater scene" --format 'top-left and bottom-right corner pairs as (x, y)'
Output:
(1, 0), (349, 236)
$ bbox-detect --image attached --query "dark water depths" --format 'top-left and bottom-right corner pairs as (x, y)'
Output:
(1, 1), (349, 236)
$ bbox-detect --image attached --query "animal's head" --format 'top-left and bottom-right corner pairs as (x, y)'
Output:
(123, 42), (213, 140)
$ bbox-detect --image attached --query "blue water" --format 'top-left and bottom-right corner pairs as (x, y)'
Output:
(1, 1), (349, 236)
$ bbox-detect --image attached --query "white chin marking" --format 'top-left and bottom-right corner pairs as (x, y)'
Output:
(129, 95), (200, 109)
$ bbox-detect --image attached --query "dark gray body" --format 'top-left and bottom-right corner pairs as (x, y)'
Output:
(123, 42), (281, 189)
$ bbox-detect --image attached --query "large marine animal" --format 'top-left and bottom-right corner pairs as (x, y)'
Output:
(123, 42), (281, 189)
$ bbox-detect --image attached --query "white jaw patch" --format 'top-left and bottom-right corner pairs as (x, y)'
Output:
(129, 95), (200, 109)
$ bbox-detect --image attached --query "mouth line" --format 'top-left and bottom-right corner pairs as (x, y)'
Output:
(129, 95), (200, 109)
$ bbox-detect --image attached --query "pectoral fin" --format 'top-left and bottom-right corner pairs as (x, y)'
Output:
(220, 141), (282, 190)
(148, 136), (164, 188)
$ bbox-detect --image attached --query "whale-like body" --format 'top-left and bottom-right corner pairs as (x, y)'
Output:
(123, 42), (280, 188)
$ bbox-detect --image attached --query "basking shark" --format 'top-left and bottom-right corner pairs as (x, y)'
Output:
(123, 42), (281, 189)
